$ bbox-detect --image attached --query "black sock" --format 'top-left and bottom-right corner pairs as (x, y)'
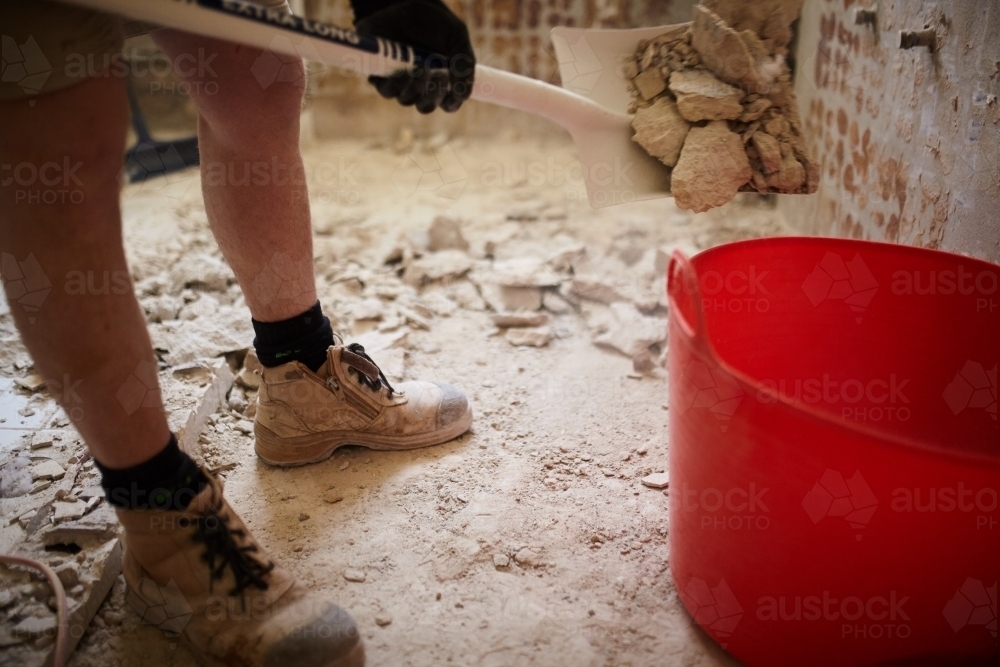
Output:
(95, 434), (206, 510)
(252, 301), (333, 372)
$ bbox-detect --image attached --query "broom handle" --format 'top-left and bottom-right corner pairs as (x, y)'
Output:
(61, 0), (617, 133)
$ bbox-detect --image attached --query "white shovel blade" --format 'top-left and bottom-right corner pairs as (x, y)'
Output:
(550, 25), (689, 207)
(551, 24), (689, 114)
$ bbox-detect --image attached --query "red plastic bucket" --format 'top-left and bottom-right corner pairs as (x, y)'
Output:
(666, 237), (998, 666)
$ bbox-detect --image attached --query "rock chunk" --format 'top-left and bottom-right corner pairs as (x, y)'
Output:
(633, 68), (667, 100)
(767, 148), (806, 192)
(631, 97), (690, 167)
(322, 489), (345, 504)
(492, 312), (548, 328)
(671, 121), (751, 212)
(30, 459), (65, 481)
(505, 327), (551, 347)
(592, 303), (667, 358)
(690, 4), (763, 92)
(668, 69), (744, 122)
(751, 132), (782, 174)
(15, 374), (45, 392)
(740, 96), (772, 122)
(641, 472), (670, 489)
(427, 215), (469, 252)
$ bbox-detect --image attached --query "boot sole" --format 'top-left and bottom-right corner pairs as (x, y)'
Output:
(180, 632), (365, 667)
(125, 580), (367, 667)
(254, 404), (473, 467)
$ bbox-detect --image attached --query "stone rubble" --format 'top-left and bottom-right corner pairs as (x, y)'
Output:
(627, 0), (817, 211)
(0, 132), (792, 666)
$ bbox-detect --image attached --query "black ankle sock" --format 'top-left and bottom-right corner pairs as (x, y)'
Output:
(95, 434), (206, 510)
(252, 301), (333, 372)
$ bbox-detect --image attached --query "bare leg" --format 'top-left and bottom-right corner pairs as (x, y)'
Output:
(151, 31), (316, 323)
(0, 75), (171, 468)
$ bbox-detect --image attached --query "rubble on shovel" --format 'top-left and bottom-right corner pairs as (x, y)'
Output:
(626, 0), (817, 212)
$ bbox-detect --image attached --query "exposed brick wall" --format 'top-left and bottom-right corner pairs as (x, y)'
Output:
(780, 0), (1000, 262)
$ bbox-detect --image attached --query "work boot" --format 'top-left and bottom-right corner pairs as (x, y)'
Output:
(253, 336), (473, 466)
(116, 469), (364, 667)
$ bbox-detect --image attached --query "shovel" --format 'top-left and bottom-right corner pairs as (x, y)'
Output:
(65, 0), (677, 208)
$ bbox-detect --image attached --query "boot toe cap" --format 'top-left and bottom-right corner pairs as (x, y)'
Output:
(433, 382), (471, 429)
(264, 603), (364, 667)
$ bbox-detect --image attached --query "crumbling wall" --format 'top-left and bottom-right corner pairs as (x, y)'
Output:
(780, 0), (1000, 262)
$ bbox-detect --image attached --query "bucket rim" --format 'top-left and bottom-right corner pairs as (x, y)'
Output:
(669, 236), (1000, 470)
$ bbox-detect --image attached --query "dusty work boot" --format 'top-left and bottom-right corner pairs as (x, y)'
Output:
(116, 469), (364, 667)
(253, 336), (473, 466)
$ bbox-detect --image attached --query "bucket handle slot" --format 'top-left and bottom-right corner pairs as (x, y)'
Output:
(667, 250), (711, 355)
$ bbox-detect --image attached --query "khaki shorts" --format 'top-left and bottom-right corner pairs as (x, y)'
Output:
(0, 0), (288, 101)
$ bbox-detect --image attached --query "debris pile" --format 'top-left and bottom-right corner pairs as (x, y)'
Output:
(626, 0), (818, 212)
(0, 133), (792, 665)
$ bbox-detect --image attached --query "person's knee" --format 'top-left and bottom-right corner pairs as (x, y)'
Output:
(200, 67), (305, 146)
(152, 31), (305, 142)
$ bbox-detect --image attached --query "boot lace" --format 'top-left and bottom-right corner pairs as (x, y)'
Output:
(345, 342), (397, 397)
(190, 508), (274, 601)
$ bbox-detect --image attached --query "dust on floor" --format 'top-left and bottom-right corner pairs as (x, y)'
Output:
(1, 132), (787, 667)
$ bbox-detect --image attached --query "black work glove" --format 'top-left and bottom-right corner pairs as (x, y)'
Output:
(352, 0), (475, 113)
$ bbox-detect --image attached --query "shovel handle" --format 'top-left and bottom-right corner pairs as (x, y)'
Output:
(64, 0), (441, 75)
(63, 0), (613, 135)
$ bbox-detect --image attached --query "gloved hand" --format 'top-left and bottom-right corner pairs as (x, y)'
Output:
(352, 0), (475, 113)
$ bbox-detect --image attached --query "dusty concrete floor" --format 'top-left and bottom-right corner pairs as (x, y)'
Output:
(2, 133), (786, 667)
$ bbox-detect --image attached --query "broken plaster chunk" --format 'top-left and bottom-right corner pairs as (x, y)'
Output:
(490, 257), (562, 288)
(492, 312), (549, 328)
(16, 373), (46, 392)
(632, 68), (667, 100)
(493, 553), (510, 568)
(343, 569), (366, 583)
(427, 215), (469, 252)
(55, 562), (80, 588)
(31, 459), (65, 481)
(631, 97), (690, 168)
(668, 69), (744, 122)
(236, 367), (261, 390)
(403, 250), (473, 287)
(480, 283), (543, 312)
(30, 434), (54, 450)
(13, 616), (57, 638)
(169, 252), (233, 292)
(592, 302), (667, 358)
(632, 349), (658, 375)
(514, 548), (539, 567)
(505, 326), (551, 348)
(671, 121), (752, 213)
(0, 589), (16, 609)
(740, 97), (772, 122)
(751, 132), (782, 174)
(641, 472), (670, 489)
(53, 500), (89, 523)
(690, 4), (762, 92)
(763, 114), (790, 138)
(244, 349), (264, 374)
(542, 291), (572, 314)
(766, 150), (806, 192)
(565, 276), (626, 305)
(375, 613), (393, 627)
